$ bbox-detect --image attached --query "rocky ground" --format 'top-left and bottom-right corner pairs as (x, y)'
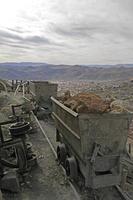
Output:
(2, 116), (78, 200)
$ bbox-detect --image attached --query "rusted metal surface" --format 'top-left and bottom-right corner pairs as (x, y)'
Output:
(37, 115), (132, 200)
(29, 81), (58, 102)
(51, 96), (133, 189)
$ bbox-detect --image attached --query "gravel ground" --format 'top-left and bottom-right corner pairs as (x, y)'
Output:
(2, 118), (78, 200)
(39, 119), (57, 151)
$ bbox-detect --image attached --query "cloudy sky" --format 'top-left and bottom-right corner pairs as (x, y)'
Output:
(0, 0), (133, 64)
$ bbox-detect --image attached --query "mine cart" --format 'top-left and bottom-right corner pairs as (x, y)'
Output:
(51, 97), (133, 189)
(29, 81), (58, 119)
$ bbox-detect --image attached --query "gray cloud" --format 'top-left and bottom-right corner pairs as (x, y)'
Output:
(51, 19), (133, 43)
(0, 29), (64, 50)
(23, 35), (51, 45)
(7, 44), (31, 49)
(0, 29), (21, 40)
(0, 0), (133, 64)
(7, 27), (25, 34)
(0, 29), (50, 44)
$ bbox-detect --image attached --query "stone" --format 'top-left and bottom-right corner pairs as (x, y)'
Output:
(1, 170), (20, 193)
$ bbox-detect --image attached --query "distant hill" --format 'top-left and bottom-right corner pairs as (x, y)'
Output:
(0, 62), (133, 81)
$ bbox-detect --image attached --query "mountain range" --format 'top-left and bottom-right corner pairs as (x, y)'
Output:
(0, 62), (133, 81)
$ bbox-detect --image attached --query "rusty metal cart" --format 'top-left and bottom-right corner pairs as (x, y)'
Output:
(51, 97), (133, 189)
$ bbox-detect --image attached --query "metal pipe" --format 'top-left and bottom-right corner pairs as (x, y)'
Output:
(14, 84), (20, 96)
(0, 157), (17, 168)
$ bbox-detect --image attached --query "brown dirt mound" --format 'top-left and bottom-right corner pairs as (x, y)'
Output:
(63, 92), (112, 113)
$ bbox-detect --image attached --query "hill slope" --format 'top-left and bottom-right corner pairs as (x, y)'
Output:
(0, 62), (133, 81)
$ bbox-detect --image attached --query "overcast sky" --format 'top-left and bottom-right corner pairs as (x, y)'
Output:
(0, 0), (133, 65)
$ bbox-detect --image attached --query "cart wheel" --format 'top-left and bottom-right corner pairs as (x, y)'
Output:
(57, 143), (67, 165)
(65, 156), (78, 180)
(9, 122), (30, 135)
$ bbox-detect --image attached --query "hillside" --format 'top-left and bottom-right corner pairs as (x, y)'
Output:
(0, 62), (133, 81)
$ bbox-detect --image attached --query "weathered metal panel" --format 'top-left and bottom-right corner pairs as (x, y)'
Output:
(51, 97), (82, 159)
(30, 81), (57, 102)
(52, 112), (82, 159)
(52, 97), (80, 136)
(52, 97), (133, 157)
(51, 97), (133, 188)
(79, 113), (132, 157)
(92, 174), (121, 188)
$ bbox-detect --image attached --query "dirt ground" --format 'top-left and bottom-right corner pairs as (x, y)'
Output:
(2, 118), (78, 200)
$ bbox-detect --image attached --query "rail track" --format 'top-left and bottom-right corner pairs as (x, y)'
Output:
(32, 113), (132, 200)
(32, 112), (81, 200)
